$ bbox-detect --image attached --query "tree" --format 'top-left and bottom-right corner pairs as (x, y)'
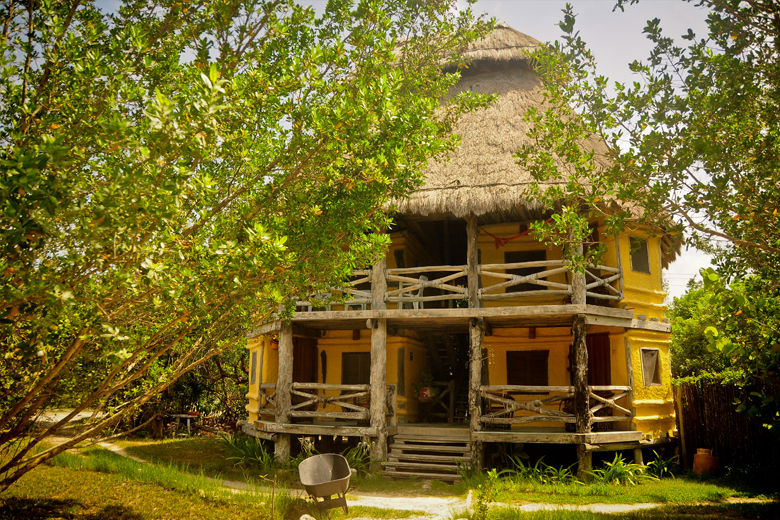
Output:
(515, 1), (779, 427)
(668, 280), (731, 378)
(0, 0), (490, 488)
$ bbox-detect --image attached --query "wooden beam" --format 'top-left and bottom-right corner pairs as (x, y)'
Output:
(257, 421), (379, 437)
(370, 258), (388, 465)
(274, 322), (293, 460)
(624, 338), (637, 431)
(466, 215), (483, 470)
(291, 324), (321, 339)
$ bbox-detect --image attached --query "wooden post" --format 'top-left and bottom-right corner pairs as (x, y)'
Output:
(466, 215), (480, 309)
(466, 215), (483, 470)
(274, 322), (293, 461)
(469, 318), (484, 471)
(624, 338), (636, 431)
(369, 258), (388, 465)
(614, 234), (625, 300)
(570, 239), (592, 477)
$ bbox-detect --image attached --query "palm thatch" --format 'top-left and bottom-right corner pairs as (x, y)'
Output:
(393, 23), (566, 221)
(391, 22), (681, 265)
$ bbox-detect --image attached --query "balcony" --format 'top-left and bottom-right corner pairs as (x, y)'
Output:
(296, 260), (624, 312)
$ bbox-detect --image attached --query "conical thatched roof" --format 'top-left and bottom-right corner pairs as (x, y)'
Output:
(394, 23), (568, 221)
(392, 23), (680, 265)
(457, 21), (541, 66)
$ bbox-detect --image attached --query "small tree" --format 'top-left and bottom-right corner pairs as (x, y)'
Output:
(0, 0), (490, 488)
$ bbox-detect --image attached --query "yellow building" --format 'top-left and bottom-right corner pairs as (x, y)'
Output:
(243, 23), (679, 479)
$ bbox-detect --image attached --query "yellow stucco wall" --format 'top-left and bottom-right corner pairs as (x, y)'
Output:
(623, 329), (676, 436)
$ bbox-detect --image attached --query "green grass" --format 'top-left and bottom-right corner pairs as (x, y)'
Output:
(114, 436), (257, 483)
(478, 502), (780, 519)
(2, 458), (424, 520)
(484, 476), (742, 505)
(1, 463), (294, 520)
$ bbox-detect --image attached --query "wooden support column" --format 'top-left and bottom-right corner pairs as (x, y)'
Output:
(570, 239), (592, 477)
(369, 258), (387, 465)
(274, 322), (293, 461)
(466, 214), (483, 470)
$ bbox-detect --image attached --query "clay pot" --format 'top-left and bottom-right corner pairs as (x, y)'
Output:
(693, 448), (718, 475)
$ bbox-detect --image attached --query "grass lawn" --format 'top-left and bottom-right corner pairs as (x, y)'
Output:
(483, 502), (780, 519)
(114, 435), (260, 483)
(6, 434), (772, 520)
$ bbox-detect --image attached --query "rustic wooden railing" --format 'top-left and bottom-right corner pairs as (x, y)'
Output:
(588, 386), (633, 423)
(480, 385), (634, 427)
(480, 385), (576, 425)
(384, 266), (467, 307)
(480, 261), (571, 300)
(293, 260), (622, 312)
(295, 270), (372, 311)
(289, 383), (370, 421)
(257, 383), (277, 416)
(585, 266), (623, 301)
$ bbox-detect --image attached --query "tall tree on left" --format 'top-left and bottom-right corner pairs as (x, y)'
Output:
(0, 0), (490, 489)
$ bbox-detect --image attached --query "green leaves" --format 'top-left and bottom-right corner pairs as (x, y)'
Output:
(0, 0), (490, 488)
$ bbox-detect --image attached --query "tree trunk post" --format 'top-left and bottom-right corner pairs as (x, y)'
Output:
(369, 258), (388, 466)
(274, 322), (293, 461)
(570, 239), (592, 478)
(466, 215), (483, 470)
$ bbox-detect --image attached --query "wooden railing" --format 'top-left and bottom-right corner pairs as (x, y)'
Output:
(290, 383), (370, 421)
(385, 266), (467, 308)
(295, 270), (372, 311)
(588, 386), (633, 423)
(293, 261), (622, 312)
(481, 385), (575, 425)
(479, 385), (634, 428)
(257, 383), (277, 416)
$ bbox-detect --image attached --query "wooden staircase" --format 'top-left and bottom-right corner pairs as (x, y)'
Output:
(383, 425), (471, 481)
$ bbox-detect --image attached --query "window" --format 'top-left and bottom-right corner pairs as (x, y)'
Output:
(250, 351), (257, 385)
(505, 250), (547, 292)
(506, 350), (549, 386)
(342, 352), (371, 385)
(640, 348), (661, 386)
(629, 237), (651, 273)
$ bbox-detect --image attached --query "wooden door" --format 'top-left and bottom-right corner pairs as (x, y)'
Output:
(586, 333), (611, 386)
(293, 337), (317, 383)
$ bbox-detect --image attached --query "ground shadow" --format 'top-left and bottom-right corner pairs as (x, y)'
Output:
(0, 497), (144, 520)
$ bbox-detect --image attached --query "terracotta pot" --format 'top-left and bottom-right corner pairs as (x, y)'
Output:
(693, 448), (718, 475)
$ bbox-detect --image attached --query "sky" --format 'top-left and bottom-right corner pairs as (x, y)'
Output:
(462, 0), (715, 301)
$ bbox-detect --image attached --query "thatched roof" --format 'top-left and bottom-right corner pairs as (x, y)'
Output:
(392, 23), (681, 265)
(393, 23), (566, 221)
(456, 21), (541, 66)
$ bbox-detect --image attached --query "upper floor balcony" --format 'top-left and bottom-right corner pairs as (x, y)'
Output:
(295, 259), (624, 313)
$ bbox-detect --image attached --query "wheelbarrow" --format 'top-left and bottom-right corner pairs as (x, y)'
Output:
(298, 453), (354, 513)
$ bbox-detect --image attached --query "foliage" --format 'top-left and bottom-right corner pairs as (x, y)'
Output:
(220, 432), (273, 474)
(516, 1), (780, 428)
(645, 450), (677, 480)
(0, 0), (491, 489)
(341, 438), (371, 477)
(587, 454), (657, 486)
(668, 280), (733, 378)
(505, 455), (579, 485)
